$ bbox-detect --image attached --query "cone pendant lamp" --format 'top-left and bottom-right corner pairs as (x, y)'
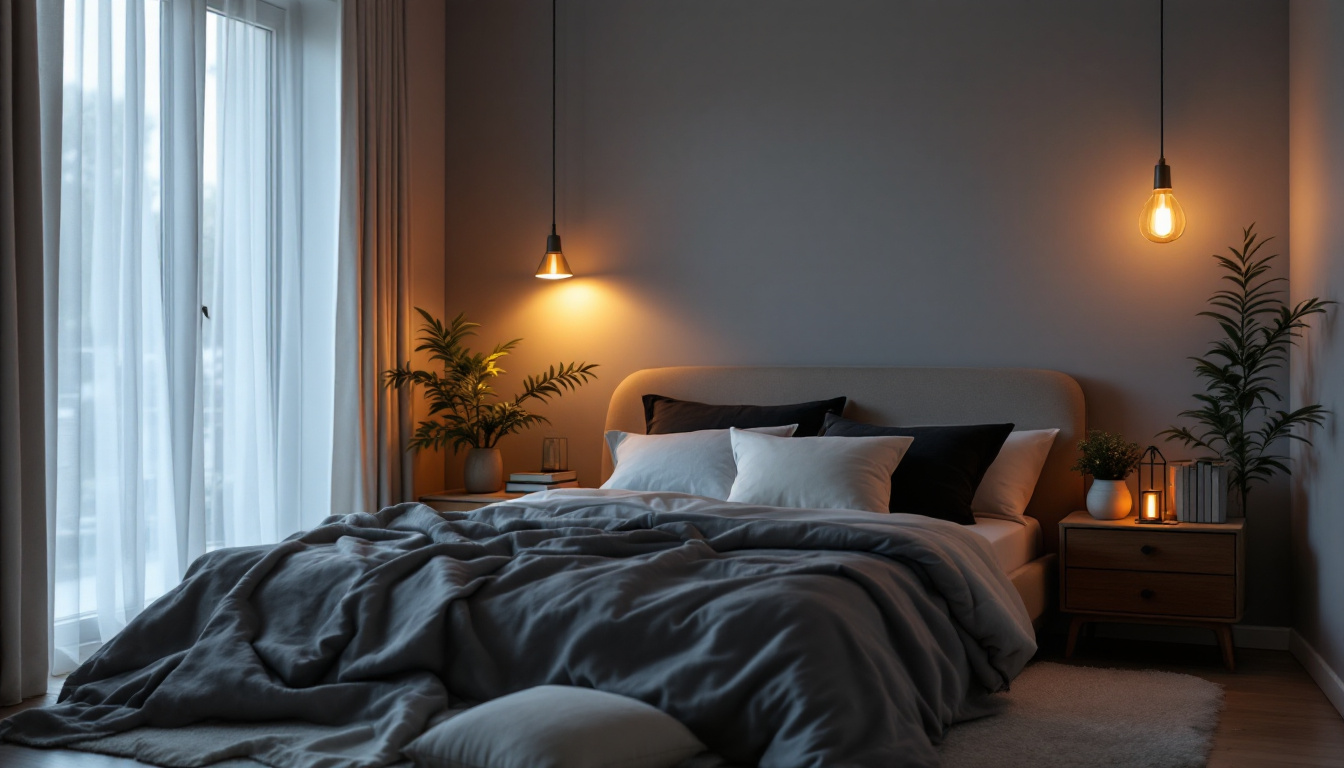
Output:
(536, 0), (573, 279)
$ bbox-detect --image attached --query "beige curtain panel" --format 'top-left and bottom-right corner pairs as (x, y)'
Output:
(0, 0), (51, 706)
(332, 0), (415, 514)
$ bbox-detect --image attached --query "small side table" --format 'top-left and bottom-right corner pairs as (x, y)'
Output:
(1059, 510), (1245, 670)
(419, 489), (526, 513)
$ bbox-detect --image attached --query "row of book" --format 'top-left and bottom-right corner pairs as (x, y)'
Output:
(1170, 460), (1228, 524)
(506, 470), (579, 493)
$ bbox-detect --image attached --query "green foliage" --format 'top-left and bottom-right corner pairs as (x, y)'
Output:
(1159, 224), (1333, 513)
(1071, 430), (1144, 481)
(383, 308), (598, 453)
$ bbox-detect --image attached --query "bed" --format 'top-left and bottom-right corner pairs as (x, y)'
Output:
(0, 366), (1084, 768)
(603, 365), (1085, 625)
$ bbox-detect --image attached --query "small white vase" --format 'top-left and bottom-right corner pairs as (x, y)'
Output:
(463, 448), (504, 493)
(1087, 479), (1133, 520)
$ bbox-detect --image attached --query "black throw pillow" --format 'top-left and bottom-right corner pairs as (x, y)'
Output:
(642, 394), (847, 437)
(819, 413), (1014, 525)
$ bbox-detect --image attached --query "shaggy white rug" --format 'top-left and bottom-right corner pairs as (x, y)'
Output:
(940, 662), (1224, 768)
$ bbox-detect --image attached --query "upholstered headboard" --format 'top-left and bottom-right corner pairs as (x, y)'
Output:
(602, 366), (1085, 554)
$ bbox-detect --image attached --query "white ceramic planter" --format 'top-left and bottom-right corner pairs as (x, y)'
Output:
(463, 447), (504, 493)
(1086, 479), (1133, 520)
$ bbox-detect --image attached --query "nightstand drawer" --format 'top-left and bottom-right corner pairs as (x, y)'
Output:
(1065, 528), (1235, 575)
(1065, 568), (1236, 618)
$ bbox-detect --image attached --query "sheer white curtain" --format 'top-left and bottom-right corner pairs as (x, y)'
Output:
(52, 0), (187, 670)
(202, 0), (305, 548)
(49, 0), (325, 672)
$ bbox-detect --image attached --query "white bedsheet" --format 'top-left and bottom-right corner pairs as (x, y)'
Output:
(967, 515), (1040, 573)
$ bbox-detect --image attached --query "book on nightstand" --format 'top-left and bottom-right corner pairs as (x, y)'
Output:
(1171, 460), (1228, 523)
(505, 479), (579, 492)
(509, 470), (577, 483)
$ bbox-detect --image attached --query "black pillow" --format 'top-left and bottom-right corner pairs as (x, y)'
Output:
(642, 394), (847, 437)
(819, 413), (1013, 525)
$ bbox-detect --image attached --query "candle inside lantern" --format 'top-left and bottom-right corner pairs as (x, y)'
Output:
(1141, 490), (1162, 521)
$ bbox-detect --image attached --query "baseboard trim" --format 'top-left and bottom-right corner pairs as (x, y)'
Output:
(1232, 624), (1291, 651)
(1086, 622), (1290, 650)
(1290, 630), (1344, 719)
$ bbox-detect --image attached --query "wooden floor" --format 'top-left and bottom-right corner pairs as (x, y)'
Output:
(2, 638), (1342, 767)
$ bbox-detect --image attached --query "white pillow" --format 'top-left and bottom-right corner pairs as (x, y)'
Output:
(601, 424), (798, 499)
(402, 685), (705, 768)
(970, 428), (1060, 521)
(725, 428), (914, 514)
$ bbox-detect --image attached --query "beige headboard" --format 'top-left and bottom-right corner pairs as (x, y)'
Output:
(603, 366), (1085, 554)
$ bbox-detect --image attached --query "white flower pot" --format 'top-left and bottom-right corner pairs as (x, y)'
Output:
(463, 448), (504, 493)
(1087, 479), (1133, 520)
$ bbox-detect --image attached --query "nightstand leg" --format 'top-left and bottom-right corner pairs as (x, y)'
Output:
(1065, 616), (1087, 659)
(1215, 625), (1236, 671)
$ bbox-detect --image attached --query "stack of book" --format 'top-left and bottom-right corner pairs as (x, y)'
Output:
(506, 470), (579, 493)
(1169, 460), (1228, 523)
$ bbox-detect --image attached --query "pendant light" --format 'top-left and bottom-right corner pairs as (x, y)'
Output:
(536, 0), (573, 279)
(1139, 0), (1186, 243)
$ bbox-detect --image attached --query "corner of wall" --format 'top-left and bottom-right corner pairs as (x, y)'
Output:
(1288, 0), (1344, 713)
(1292, 630), (1344, 718)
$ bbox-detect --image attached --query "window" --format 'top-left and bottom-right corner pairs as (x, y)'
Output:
(51, 0), (339, 672)
(202, 1), (289, 551)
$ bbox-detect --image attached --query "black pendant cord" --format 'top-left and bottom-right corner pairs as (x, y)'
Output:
(551, 0), (557, 236)
(1159, 0), (1164, 161)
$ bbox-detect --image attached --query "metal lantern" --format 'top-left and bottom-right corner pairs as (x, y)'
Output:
(1136, 445), (1168, 524)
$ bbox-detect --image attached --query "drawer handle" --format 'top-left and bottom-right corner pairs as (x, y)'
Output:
(1140, 545), (1156, 555)
(1140, 588), (1156, 600)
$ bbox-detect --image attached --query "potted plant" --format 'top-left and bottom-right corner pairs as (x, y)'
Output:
(1073, 430), (1143, 520)
(1161, 225), (1333, 517)
(384, 309), (598, 493)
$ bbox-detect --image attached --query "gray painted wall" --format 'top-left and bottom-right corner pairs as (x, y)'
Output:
(441, 0), (1293, 623)
(1289, 0), (1344, 694)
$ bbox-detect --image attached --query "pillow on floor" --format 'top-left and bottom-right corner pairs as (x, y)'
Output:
(602, 424), (798, 499)
(403, 685), (705, 768)
(819, 414), (1013, 525)
(726, 428), (914, 514)
(642, 394), (847, 437)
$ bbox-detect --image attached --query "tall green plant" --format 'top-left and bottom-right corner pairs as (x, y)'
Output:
(1160, 224), (1333, 515)
(383, 309), (598, 452)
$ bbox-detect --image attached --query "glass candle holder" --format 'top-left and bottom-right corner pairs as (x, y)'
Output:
(1139, 490), (1163, 523)
(542, 437), (569, 473)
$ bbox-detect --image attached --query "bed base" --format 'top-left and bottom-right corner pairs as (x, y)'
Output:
(1009, 552), (1056, 629)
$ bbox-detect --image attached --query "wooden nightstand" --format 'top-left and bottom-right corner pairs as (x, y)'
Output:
(1059, 510), (1246, 670)
(419, 489), (526, 513)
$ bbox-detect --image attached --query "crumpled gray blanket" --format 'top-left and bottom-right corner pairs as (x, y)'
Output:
(0, 489), (1036, 768)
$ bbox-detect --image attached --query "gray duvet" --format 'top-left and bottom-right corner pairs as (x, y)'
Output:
(0, 489), (1036, 768)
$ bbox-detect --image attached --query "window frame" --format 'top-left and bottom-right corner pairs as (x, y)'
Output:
(203, 0), (288, 359)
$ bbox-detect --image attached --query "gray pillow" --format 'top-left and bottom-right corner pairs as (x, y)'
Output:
(403, 685), (706, 768)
